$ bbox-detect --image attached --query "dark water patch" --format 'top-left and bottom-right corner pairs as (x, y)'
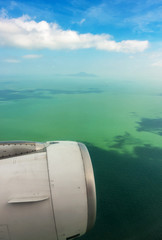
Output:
(110, 132), (141, 149)
(134, 145), (162, 161)
(130, 111), (138, 117)
(0, 89), (50, 101)
(137, 118), (162, 136)
(0, 81), (15, 85)
(80, 144), (162, 240)
(46, 88), (102, 95)
(0, 88), (103, 101)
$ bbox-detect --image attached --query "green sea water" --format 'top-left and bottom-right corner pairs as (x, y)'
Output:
(0, 77), (161, 240)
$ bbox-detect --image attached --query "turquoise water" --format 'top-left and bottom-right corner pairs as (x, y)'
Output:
(0, 77), (161, 239)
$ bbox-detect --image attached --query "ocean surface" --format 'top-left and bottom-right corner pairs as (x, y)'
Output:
(0, 77), (161, 240)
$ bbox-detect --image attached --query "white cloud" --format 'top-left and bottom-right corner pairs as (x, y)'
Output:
(0, 15), (149, 53)
(0, 8), (8, 18)
(79, 18), (86, 25)
(72, 18), (86, 25)
(10, 1), (18, 10)
(124, 6), (162, 32)
(85, 3), (115, 24)
(129, 55), (135, 59)
(151, 61), (162, 67)
(23, 54), (42, 59)
(3, 58), (20, 63)
(148, 50), (162, 59)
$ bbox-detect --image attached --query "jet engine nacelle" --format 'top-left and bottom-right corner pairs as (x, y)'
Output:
(0, 141), (96, 240)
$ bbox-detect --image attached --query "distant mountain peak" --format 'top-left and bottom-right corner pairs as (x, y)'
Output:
(68, 72), (97, 77)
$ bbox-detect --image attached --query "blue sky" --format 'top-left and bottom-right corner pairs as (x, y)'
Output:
(0, 0), (162, 82)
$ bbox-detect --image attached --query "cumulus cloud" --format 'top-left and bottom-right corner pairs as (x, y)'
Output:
(23, 54), (42, 59)
(0, 15), (149, 53)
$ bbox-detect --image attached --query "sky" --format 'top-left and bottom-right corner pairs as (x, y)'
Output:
(0, 0), (162, 82)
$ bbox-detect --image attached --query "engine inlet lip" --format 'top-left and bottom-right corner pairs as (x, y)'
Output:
(78, 143), (96, 232)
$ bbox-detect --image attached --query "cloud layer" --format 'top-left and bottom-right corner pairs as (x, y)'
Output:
(23, 54), (42, 59)
(0, 15), (149, 53)
(3, 58), (20, 63)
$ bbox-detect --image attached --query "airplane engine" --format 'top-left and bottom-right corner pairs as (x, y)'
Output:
(0, 141), (96, 240)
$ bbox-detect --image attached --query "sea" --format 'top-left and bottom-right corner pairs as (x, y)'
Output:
(0, 76), (161, 240)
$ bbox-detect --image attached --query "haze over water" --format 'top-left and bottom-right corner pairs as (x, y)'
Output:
(0, 77), (161, 240)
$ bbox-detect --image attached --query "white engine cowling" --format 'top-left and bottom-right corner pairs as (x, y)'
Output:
(0, 141), (96, 240)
